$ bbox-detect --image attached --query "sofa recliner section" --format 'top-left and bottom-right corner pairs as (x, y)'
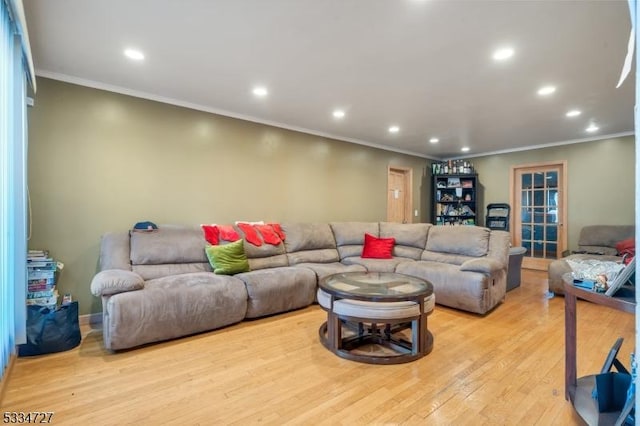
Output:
(102, 272), (248, 351)
(395, 226), (510, 314)
(91, 221), (511, 350)
(92, 227), (249, 351)
(237, 267), (316, 318)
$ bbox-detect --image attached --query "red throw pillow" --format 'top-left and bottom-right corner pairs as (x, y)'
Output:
(236, 222), (263, 246)
(616, 237), (635, 253)
(616, 237), (635, 264)
(254, 224), (281, 245)
(361, 233), (395, 259)
(201, 224), (219, 245)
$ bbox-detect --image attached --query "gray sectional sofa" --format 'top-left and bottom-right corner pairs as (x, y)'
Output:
(91, 222), (511, 350)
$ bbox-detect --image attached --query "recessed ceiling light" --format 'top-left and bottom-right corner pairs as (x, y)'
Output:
(333, 110), (345, 119)
(388, 126), (400, 133)
(537, 85), (556, 96)
(586, 124), (599, 133)
(492, 47), (514, 61)
(124, 48), (144, 61)
(566, 109), (581, 117)
(252, 86), (268, 97)
(461, 147), (470, 152)
(429, 137), (439, 144)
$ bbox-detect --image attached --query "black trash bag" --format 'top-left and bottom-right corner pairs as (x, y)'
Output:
(18, 301), (81, 356)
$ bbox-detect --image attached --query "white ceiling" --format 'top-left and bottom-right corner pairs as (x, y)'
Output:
(24, 0), (635, 159)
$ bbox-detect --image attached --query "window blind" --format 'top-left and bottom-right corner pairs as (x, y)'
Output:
(0, 0), (32, 382)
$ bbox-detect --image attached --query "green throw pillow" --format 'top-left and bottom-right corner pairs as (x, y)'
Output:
(205, 239), (250, 275)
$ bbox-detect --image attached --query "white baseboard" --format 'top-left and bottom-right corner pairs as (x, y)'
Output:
(80, 312), (102, 327)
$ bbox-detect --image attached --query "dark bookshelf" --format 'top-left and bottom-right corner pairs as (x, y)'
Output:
(431, 174), (478, 226)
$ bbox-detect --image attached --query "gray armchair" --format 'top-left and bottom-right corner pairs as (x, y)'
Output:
(547, 225), (634, 295)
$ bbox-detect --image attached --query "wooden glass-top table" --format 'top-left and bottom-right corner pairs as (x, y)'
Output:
(317, 271), (434, 364)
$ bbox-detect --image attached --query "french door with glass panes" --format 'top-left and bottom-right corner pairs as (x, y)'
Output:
(511, 162), (567, 271)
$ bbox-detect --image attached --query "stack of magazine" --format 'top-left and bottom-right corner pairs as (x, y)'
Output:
(27, 250), (61, 309)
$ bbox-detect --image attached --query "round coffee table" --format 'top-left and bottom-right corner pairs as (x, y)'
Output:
(317, 271), (434, 364)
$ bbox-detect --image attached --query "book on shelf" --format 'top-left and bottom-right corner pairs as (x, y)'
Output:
(27, 287), (57, 299)
(28, 270), (55, 280)
(27, 265), (57, 274)
(28, 251), (52, 258)
(447, 177), (461, 188)
(28, 279), (56, 291)
(27, 284), (55, 293)
(27, 261), (56, 271)
(461, 179), (473, 188)
(28, 277), (54, 285)
(26, 293), (58, 307)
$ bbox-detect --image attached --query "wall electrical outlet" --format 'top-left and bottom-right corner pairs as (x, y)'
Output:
(414, 209), (419, 217)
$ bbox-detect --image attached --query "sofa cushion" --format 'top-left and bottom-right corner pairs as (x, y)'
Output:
(130, 225), (207, 265)
(205, 240), (251, 275)
(424, 226), (490, 257)
(361, 233), (395, 259)
(132, 263), (211, 281)
(420, 250), (476, 266)
(342, 256), (413, 273)
(100, 232), (133, 271)
(460, 258), (503, 274)
(317, 289), (421, 319)
(330, 222), (379, 259)
(104, 272), (247, 350)
(316, 289), (436, 318)
(235, 266), (317, 318)
(281, 223), (340, 264)
(578, 246), (618, 256)
(380, 222), (431, 260)
(91, 269), (144, 296)
(578, 225), (635, 255)
(294, 262), (366, 280)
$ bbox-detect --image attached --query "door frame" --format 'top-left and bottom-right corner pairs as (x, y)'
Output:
(387, 166), (413, 223)
(510, 160), (568, 270)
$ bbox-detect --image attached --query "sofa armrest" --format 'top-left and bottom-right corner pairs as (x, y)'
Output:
(460, 258), (504, 274)
(90, 269), (144, 296)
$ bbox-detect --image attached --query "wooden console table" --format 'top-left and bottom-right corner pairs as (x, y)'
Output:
(563, 273), (635, 425)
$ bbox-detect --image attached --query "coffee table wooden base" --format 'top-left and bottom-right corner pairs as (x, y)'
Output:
(318, 314), (433, 365)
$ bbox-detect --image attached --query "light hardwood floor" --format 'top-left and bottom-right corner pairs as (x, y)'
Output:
(1, 270), (635, 425)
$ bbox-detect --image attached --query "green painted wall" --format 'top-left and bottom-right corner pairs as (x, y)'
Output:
(465, 136), (635, 249)
(27, 78), (429, 315)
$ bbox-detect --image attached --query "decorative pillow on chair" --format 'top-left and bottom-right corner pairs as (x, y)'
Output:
(361, 233), (395, 259)
(205, 239), (250, 275)
(616, 237), (635, 264)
